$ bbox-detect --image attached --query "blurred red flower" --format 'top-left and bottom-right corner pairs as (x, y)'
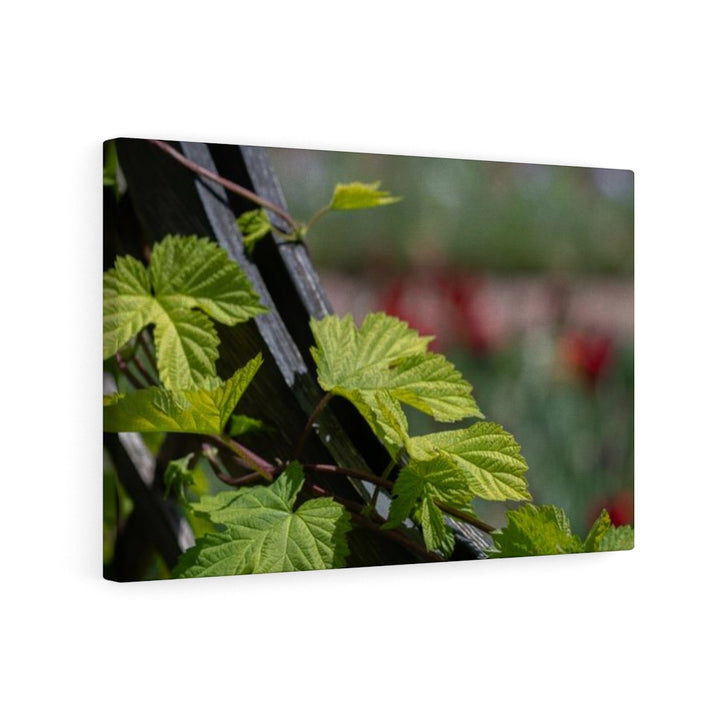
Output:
(588, 489), (634, 529)
(559, 330), (614, 388)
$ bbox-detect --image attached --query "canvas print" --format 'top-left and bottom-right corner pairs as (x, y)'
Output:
(103, 138), (634, 582)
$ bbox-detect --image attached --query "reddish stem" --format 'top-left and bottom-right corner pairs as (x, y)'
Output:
(147, 139), (298, 234)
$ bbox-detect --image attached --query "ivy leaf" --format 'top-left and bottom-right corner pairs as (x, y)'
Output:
(328, 181), (402, 211)
(407, 422), (530, 502)
(309, 313), (480, 452)
(173, 462), (352, 576)
(598, 524), (634, 551)
(488, 504), (583, 558)
(385, 458), (474, 555)
(103, 355), (262, 434)
(236, 209), (273, 253)
(103, 235), (267, 390)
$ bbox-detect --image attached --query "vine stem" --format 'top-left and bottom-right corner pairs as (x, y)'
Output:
(131, 353), (155, 387)
(211, 434), (275, 480)
(147, 139), (299, 235)
(292, 391), (333, 458)
(114, 352), (144, 389)
(434, 501), (496, 534)
(302, 462), (394, 490)
(305, 461), (496, 535)
(136, 330), (158, 374)
(304, 204), (331, 233)
(304, 483), (443, 563)
(370, 455), (399, 511)
(199, 448), (440, 560)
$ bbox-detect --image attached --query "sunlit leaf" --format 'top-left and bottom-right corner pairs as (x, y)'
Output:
(490, 504), (634, 558)
(310, 313), (480, 452)
(103, 235), (267, 389)
(488, 504), (583, 558)
(583, 508), (612, 551)
(598, 524), (634, 551)
(236, 209), (273, 252)
(173, 462), (352, 576)
(103, 355), (262, 434)
(164, 453), (195, 501)
(385, 457), (474, 555)
(328, 181), (402, 211)
(383, 352), (483, 423)
(228, 414), (269, 438)
(407, 422), (530, 502)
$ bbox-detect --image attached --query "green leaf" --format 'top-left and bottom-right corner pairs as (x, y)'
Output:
(173, 462), (352, 576)
(583, 508), (612, 551)
(152, 306), (220, 390)
(103, 235), (267, 390)
(419, 498), (456, 557)
(103, 355), (262, 434)
(489, 504), (634, 558)
(386, 458), (473, 525)
(598, 524), (634, 551)
(164, 453), (195, 501)
(228, 414), (269, 437)
(236, 209), (273, 252)
(383, 352), (483, 423)
(407, 422), (530, 502)
(385, 458), (474, 554)
(328, 181), (402, 211)
(103, 255), (156, 360)
(311, 313), (432, 388)
(103, 140), (118, 186)
(103, 140), (122, 199)
(310, 313), (480, 452)
(343, 389), (410, 453)
(488, 504), (583, 558)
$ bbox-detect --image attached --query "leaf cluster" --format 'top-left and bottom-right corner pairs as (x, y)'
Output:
(235, 181), (402, 251)
(488, 505), (634, 558)
(174, 462), (351, 577)
(103, 234), (266, 390)
(309, 312), (530, 554)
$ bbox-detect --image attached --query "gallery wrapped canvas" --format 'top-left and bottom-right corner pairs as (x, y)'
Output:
(103, 138), (633, 581)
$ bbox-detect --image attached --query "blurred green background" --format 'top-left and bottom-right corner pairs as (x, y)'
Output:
(269, 146), (634, 536)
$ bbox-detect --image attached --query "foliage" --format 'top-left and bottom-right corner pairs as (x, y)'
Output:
(103, 155), (633, 580)
(310, 312), (480, 453)
(236, 209), (273, 253)
(488, 505), (633, 558)
(327, 181), (402, 211)
(173, 463), (351, 577)
(103, 234), (266, 390)
(236, 181), (401, 251)
(103, 356), (262, 434)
